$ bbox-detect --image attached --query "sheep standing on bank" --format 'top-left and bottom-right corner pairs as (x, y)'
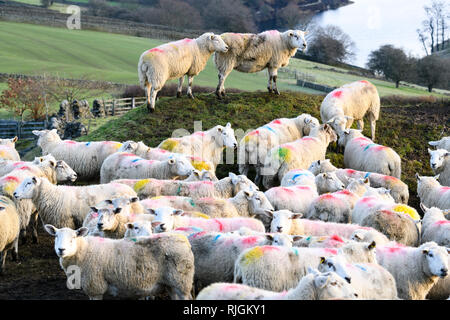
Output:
(0, 137), (20, 161)
(138, 33), (229, 112)
(197, 269), (358, 300)
(429, 137), (450, 151)
(32, 129), (123, 181)
(0, 196), (20, 273)
(100, 152), (194, 183)
(338, 129), (401, 178)
(158, 123), (237, 170)
(320, 80), (380, 141)
(416, 174), (450, 210)
(261, 124), (337, 188)
(214, 30), (307, 98)
(428, 148), (450, 186)
(13, 176), (137, 229)
(375, 242), (449, 300)
(420, 204), (450, 247)
(45, 225), (195, 299)
(238, 114), (319, 182)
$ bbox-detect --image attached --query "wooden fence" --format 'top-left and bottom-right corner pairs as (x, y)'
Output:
(99, 97), (148, 116)
(0, 120), (46, 139)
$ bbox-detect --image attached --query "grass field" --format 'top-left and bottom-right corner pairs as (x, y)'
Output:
(0, 21), (448, 101)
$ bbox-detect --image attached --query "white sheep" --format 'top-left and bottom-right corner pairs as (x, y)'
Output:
(44, 225), (195, 300)
(214, 30), (307, 97)
(308, 159), (409, 204)
(429, 137), (450, 152)
(350, 228), (392, 246)
(158, 123), (237, 170)
(338, 129), (401, 178)
(261, 124), (337, 188)
(238, 114), (319, 182)
(32, 129), (123, 181)
(13, 176), (137, 229)
(233, 241), (377, 292)
(428, 148), (450, 186)
(318, 256), (398, 299)
(139, 33), (228, 112)
(306, 178), (370, 223)
(416, 173), (450, 210)
(420, 204), (450, 247)
(123, 221), (153, 238)
(0, 196), (20, 273)
(350, 188), (396, 224)
(320, 80), (380, 141)
(375, 242), (449, 300)
(426, 256), (450, 300)
(0, 137), (20, 161)
(293, 234), (349, 248)
(197, 269), (358, 300)
(264, 185), (318, 215)
(100, 152), (194, 184)
(148, 206), (265, 234)
(280, 169), (316, 188)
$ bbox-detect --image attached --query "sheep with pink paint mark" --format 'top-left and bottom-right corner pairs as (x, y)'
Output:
(233, 241), (377, 292)
(293, 234), (350, 248)
(350, 228), (391, 246)
(428, 148), (450, 187)
(350, 188), (395, 225)
(320, 80), (380, 141)
(100, 152), (194, 184)
(0, 137), (20, 161)
(264, 185), (318, 215)
(420, 204), (450, 247)
(197, 268), (358, 300)
(261, 124), (337, 189)
(306, 178), (370, 223)
(238, 114), (319, 183)
(138, 33), (229, 112)
(416, 173), (450, 210)
(429, 136), (450, 152)
(308, 159), (409, 204)
(32, 129), (122, 181)
(375, 242), (449, 300)
(338, 129), (402, 178)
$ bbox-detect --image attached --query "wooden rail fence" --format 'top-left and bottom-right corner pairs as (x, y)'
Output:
(99, 97), (147, 116)
(0, 120), (46, 139)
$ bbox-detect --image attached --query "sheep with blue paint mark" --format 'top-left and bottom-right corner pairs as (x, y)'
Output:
(100, 152), (194, 184)
(338, 129), (401, 178)
(0, 137), (20, 161)
(428, 148), (450, 187)
(280, 169), (316, 188)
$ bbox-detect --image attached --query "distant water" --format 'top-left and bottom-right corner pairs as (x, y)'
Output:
(309, 0), (433, 67)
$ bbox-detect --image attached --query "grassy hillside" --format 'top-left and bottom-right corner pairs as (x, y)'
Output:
(78, 91), (450, 211)
(0, 21), (448, 99)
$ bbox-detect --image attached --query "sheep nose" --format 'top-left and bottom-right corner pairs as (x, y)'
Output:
(345, 277), (351, 284)
(58, 248), (65, 255)
(276, 226), (283, 232)
(234, 143), (237, 149)
(303, 43), (307, 47)
(441, 268), (448, 277)
(225, 45), (229, 50)
(97, 223), (103, 230)
(13, 192), (18, 198)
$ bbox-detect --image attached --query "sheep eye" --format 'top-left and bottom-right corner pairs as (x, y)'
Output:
(328, 263), (333, 267)
(134, 227), (138, 230)
(429, 253), (433, 257)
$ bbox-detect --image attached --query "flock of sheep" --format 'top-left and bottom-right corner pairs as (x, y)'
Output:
(0, 29), (449, 301)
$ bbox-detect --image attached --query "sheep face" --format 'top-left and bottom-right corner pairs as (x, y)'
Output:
(340, 241), (378, 264)
(44, 225), (89, 258)
(315, 172), (345, 193)
(245, 190), (274, 214)
(13, 176), (40, 200)
(284, 30), (308, 52)
(216, 123), (238, 149)
(118, 141), (138, 153)
(147, 206), (184, 233)
(32, 129), (60, 147)
(421, 243), (449, 278)
(317, 256), (352, 284)
(428, 148), (449, 172)
(308, 160), (325, 175)
(168, 156), (194, 177)
(32, 154), (57, 165)
(55, 160), (77, 182)
(96, 207), (122, 231)
(269, 233), (293, 247)
(270, 210), (302, 234)
(300, 114), (320, 136)
(125, 221), (153, 238)
(229, 172), (259, 193)
(307, 269), (358, 300)
(347, 178), (370, 195)
(202, 33), (229, 53)
(0, 136), (17, 147)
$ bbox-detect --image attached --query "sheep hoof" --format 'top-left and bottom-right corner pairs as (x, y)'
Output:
(274, 89), (280, 95)
(267, 87), (273, 93)
(176, 92), (182, 98)
(215, 90), (222, 99)
(188, 93), (194, 99)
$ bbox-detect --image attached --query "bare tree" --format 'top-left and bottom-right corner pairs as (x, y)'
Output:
(417, 28), (429, 55)
(422, 1), (449, 53)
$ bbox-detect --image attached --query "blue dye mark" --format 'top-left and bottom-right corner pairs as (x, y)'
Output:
(213, 234), (221, 242)
(291, 247), (299, 256)
(305, 236), (311, 241)
(291, 172), (312, 181)
(262, 125), (276, 133)
(355, 264), (367, 272)
(131, 158), (141, 163)
(85, 142), (91, 146)
(364, 172), (371, 179)
(363, 143), (377, 151)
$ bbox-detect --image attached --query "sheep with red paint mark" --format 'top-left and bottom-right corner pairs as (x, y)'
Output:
(32, 129), (122, 181)
(420, 204), (450, 247)
(215, 30), (308, 97)
(261, 124), (337, 189)
(138, 33), (229, 112)
(375, 242), (449, 300)
(338, 129), (402, 178)
(100, 152), (194, 184)
(350, 228), (391, 246)
(293, 234), (349, 248)
(264, 185), (318, 216)
(428, 148), (450, 187)
(238, 114), (319, 183)
(0, 137), (20, 161)
(320, 80), (380, 141)
(416, 174), (450, 210)
(233, 241), (377, 292)
(350, 187), (395, 225)
(429, 136), (450, 152)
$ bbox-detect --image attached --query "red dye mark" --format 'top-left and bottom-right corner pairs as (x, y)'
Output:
(1, 176), (19, 183)
(145, 160), (156, 164)
(64, 140), (77, 145)
(345, 169), (357, 175)
(295, 185), (311, 190)
(320, 194), (336, 200)
(332, 90), (343, 98)
(353, 137), (372, 143)
(18, 166), (31, 171)
(302, 137), (317, 142)
(379, 209), (394, 215)
(372, 145), (386, 151)
(12, 162), (25, 167)
(190, 231), (207, 239)
(284, 144), (296, 150)
(440, 187), (450, 193)
(261, 245), (279, 252)
(323, 248), (338, 255)
(91, 212), (98, 218)
(249, 130), (259, 136)
(182, 38), (193, 43)
(360, 197), (376, 204)
(193, 131), (206, 137)
(120, 153), (136, 157)
(360, 80), (370, 84)
(213, 219), (224, 232)
(282, 187), (295, 193)
(434, 220), (450, 225)
(383, 246), (403, 254)
(147, 48), (164, 53)
(383, 175), (397, 182)
(337, 190), (352, 196)
(241, 236), (259, 245)
(330, 235), (344, 243)
(271, 119), (282, 125)
(155, 149), (168, 153)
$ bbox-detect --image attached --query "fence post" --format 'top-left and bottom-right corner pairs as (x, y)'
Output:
(17, 121), (21, 140)
(112, 99), (115, 116)
(132, 97), (135, 109)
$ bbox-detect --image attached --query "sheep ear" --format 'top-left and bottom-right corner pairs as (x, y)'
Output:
(352, 232), (362, 240)
(130, 197), (139, 203)
(320, 257), (326, 264)
(314, 274), (330, 289)
(229, 172), (239, 184)
(217, 126), (223, 133)
(289, 31), (294, 36)
(368, 241), (376, 250)
(32, 176), (38, 184)
(32, 130), (42, 136)
(420, 203), (429, 213)
(114, 207), (122, 214)
(104, 199), (113, 205)
(51, 129), (58, 134)
(168, 158), (176, 165)
(226, 122), (231, 128)
(76, 227), (89, 237)
(173, 209), (185, 216)
(428, 141), (438, 146)
(265, 234), (274, 241)
(307, 267), (319, 275)
(44, 224), (58, 236)
(210, 34), (214, 40)
(11, 136), (18, 143)
(243, 190), (253, 198)
(428, 148), (433, 154)
(363, 177), (370, 184)
(146, 208), (156, 215)
(290, 213), (303, 219)
(193, 170), (200, 177)
(422, 249), (429, 255)
(415, 173), (421, 181)
(445, 152), (450, 158)
(49, 160), (56, 167)
(434, 174), (440, 180)
(292, 235), (303, 242)
(151, 221), (161, 227)
(126, 223), (134, 230)
(90, 207), (98, 213)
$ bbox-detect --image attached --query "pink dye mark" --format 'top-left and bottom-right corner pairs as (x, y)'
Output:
(360, 197), (376, 207)
(241, 236), (259, 246)
(155, 149), (168, 153)
(320, 194), (336, 200)
(382, 246), (404, 254)
(147, 48), (164, 53)
(97, 237), (105, 243)
(295, 185), (312, 191)
(379, 209), (394, 215)
(345, 169), (357, 175)
(91, 212), (98, 218)
(360, 80), (370, 84)
(434, 220), (450, 225)
(284, 144), (296, 150)
(190, 231), (207, 239)
(337, 190), (352, 196)
(372, 145), (386, 151)
(332, 90), (343, 98)
(353, 137), (372, 144)
(213, 219), (224, 232)
(440, 187), (450, 194)
(12, 162), (26, 167)
(193, 131), (206, 137)
(182, 38), (193, 43)
(267, 30), (279, 35)
(301, 137), (317, 142)
(330, 235), (344, 243)
(64, 140), (77, 145)
(225, 284), (241, 291)
(261, 245), (280, 252)
(248, 130), (259, 136)
(323, 248), (338, 255)
(1, 176), (19, 183)
(120, 153), (136, 157)
(18, 166), (31, 171)
(281, 187), (295, 193)
(383, 175), (398, 182)
(271, 119), (282, 125)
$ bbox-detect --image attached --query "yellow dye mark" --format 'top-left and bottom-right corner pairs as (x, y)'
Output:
(150, 196), (164, 200)
(392, 204), (420, 221)
(191, 161), (211, 171)
(159, 139), (179, 152)
(243, 247), (263, 265)
(191, 212), (210, 219)
(275, 147), (292, 162)
(114, 143), (123, 149)
(133, 179), (150, 192)
(3, 182), (18, 196)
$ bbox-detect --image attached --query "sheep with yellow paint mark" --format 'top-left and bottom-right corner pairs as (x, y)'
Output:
(138, 33), (229, 112)
(0, 137), (20, 161)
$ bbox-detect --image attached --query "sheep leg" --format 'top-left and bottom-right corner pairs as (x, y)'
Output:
(148, 86), (158, 113)
(31, 210), (39, 244)
(368, 113), (376, 141)
(216, 68), (232, 98)
(187, 76), (194, 99)
(356, 119), (364, 131)
(177, 77), (184, 98)
(0, 251), (6, 274)
(269, 68), (280, 95)
(12, 237), (19, 262)
(146, 82), (152, 111)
